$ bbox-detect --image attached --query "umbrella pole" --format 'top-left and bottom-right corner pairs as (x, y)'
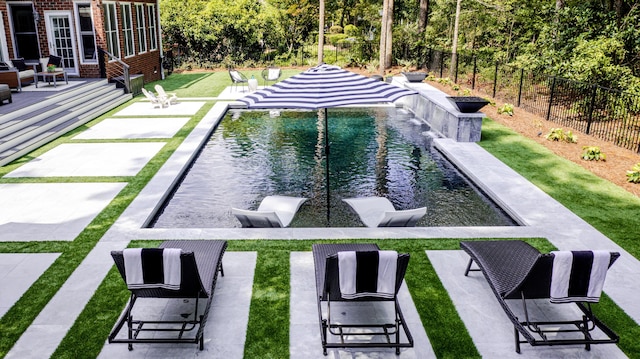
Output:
(323, 108), (330, 225)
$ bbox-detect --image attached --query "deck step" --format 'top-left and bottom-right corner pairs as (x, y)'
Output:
(0, 81), (133, 167)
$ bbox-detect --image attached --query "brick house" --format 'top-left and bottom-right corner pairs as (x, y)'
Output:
(0, 0), (163, 88)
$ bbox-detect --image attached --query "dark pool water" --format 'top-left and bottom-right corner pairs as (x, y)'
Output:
(150, 107), (516, 228)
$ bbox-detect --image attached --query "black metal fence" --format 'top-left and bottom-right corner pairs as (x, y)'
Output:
(423, 48), (640, 152)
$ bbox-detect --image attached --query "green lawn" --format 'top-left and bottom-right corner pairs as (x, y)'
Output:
(1, 71), (640, 358)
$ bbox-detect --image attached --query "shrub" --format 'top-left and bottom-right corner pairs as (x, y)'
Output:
(497, 103), (514, 116)
(545, 128), (578, 143)
(344, 24), (359, 37)
(329, 25), (343, 34)
(326, 34), (348, 46)
(581, 146), (606, 161)
(626, 163), (640, 183)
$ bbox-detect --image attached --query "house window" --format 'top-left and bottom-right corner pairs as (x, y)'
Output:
(75, 3), (97, 63)
(147, 4), (157, 51)
(120, 3), (134, 57)
(135, 4), (146, 54)
(9, 4), (39, 60)
(103, 2), (120, 58)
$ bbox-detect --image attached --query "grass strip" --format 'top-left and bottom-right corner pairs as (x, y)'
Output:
(242, 249), (290, 359)
(479, 118), (640, 260)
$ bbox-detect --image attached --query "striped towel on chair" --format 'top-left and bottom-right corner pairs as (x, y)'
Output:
(550, 250), (611, 303)
(123, 248), (182, 290)
(338, 250), (398, 299)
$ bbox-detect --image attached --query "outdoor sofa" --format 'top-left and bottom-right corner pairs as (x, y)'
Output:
(0, 58), (35, 91)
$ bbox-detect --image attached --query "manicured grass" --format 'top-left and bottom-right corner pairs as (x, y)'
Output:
(479, 118), (640, 260)
(142, 69), (301, 98)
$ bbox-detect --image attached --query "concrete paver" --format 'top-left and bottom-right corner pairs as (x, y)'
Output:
(0, 253), (60, 317)
(5, 143), (165, 177)
(74, 117), (191, 139)
(112, 101), (206, 117)
(290, 252), (436, 358)
(97, 252), (256, 359)
(0, 183), (126, 241)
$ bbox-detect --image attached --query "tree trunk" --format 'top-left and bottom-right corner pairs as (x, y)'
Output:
(418, 0), (429, 33)
(379, 0), (389, 76)
(449, 0), (461, 79)
(385, 0), (394, 69)
(318, 0), (325, 64)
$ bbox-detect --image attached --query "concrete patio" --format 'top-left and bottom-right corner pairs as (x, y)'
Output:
(0, 85), (638, 358)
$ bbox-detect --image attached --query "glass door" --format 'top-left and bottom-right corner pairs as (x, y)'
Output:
(45, 12), (79, 75)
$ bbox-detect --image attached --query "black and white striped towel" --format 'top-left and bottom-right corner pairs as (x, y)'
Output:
(123, 248), (182, 290)
(550, 250), (610, 303)
(337, 250), (398, 299)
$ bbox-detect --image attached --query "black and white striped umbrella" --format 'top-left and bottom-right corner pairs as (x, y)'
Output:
(238, 64), (417, 224)
(239, 64), (416, 109)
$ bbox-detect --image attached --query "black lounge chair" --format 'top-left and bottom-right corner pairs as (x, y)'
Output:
(109, 240), (227, 351)
(461, 240), (619, 353)
(312, 243), (413, 355)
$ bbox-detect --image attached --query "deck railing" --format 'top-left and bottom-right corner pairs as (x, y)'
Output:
(98, 47), (131, 94)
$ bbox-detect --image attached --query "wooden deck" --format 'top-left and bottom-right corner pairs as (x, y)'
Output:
(0, 78), (104, 116)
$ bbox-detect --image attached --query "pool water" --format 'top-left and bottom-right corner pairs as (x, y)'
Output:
(150, 107), (516, 228)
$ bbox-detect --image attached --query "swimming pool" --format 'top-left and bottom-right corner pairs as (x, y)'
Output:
(150, 107), (516, 228)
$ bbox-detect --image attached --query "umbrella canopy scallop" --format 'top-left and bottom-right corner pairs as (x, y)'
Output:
(238, 64), (417, 109)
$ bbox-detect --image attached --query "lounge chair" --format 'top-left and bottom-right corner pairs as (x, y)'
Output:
(342, 197), (426, 227)
(228, 68), (248, 92)
(231, 195), (306, 228)
(109, 240), (227, 350)
(312, 243), (414, 355)
(141, 87), (168, 108)
(155, 84), (178, 105)
(461, 240), (619, 353)
(261, 66), (281, 86)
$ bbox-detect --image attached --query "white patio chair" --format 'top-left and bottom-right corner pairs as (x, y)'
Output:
(232, 195), (307, 228)
(141, 88), (168, 108)
(342, 197), (426, 227)
(154, 84), (178, 105)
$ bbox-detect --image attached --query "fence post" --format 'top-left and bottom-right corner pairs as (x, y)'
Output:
(439, 51), (444, 78)
(517, 68), (524, 107)
(492, 61), (498, 98)
(586, 85), (598, 135)
(546, 76), (557, 121)
(472, 55), (477, 90)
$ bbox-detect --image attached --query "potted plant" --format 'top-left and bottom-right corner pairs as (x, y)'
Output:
(46, 64), (56, 73)
(446, 96), (490, 113)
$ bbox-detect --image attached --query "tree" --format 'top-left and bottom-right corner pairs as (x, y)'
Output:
(318, 0), (325, 64)
(449, 0), (461, 78)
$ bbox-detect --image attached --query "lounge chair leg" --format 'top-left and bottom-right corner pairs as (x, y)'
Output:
(464, 258), (474, 276)
(514, 326), (521, 354)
